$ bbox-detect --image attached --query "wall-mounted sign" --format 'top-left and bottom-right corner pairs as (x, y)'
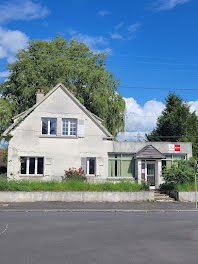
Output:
(169, 144), (181, 152)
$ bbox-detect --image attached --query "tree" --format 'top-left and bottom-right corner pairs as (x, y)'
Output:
(0, 98), (13, 137)
(146, 93), (198, 157)
(0, 35), (125, 136)
(162, 159), (194, 185)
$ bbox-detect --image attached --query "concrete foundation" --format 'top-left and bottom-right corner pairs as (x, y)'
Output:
(0, 191), (154, 203)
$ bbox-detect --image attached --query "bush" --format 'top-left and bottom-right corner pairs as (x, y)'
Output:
(62, 168), (86, 181)
(162, 159), (194, 186)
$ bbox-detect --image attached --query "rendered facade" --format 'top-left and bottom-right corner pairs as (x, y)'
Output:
(4, 83), (192, 189)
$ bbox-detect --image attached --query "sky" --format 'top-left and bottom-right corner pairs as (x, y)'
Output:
(0, 0), (198, 141)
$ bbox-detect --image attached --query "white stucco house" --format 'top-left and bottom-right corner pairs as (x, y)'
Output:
(3, 83), (192, 189)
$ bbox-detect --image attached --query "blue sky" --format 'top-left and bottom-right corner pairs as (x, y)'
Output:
(0, 0), (198, 140)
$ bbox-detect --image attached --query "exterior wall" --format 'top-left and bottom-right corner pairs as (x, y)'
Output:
(7, 87), (112, 181)
(7, 85), (193, 184)
(0, 191), (154, 202)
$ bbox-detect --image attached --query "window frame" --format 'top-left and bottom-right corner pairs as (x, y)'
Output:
(162, 154), (187, 169)
(20, 157), (44, 176)
(87, 157), (96, 176)
(41, 118), (57, 135)
(108, 153), (134, 177)
(62, 118), (77, 136)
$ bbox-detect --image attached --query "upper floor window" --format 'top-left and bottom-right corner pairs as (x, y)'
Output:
(62, 119), (77, 136)
(42, 118), (57, 135)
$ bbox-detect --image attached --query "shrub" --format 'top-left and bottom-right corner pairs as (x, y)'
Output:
(62, 168), (86, 181)
(162, 159), (194, 186)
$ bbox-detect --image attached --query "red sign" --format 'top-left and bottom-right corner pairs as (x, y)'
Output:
(175, 145), (180, 152)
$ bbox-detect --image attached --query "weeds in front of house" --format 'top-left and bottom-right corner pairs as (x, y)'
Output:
(0, 178), (149, 191)
(175, 182), (198, 191)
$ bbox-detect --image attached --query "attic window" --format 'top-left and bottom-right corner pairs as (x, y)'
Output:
(42, 118), (57, 135)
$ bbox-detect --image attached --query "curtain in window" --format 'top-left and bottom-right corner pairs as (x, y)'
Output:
(121, 160), (133, 177)
(108, 159), (115, 177)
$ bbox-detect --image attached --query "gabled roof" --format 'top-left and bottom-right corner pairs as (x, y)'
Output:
(3, 83), (113, 138)
(134, 145), (165, 159)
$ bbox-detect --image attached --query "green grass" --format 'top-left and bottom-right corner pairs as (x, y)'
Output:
(0, 178), (149, 192)
(175, 182), (198, 191)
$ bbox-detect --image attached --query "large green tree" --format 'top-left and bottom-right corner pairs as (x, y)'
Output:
(146, 93), (198, 157)
(0, 98), (13, 137)
(0, 35), (125, 136)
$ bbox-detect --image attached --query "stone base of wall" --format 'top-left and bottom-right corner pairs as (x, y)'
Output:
(170, 190), (198, 202)
(0, 191), (154, 203)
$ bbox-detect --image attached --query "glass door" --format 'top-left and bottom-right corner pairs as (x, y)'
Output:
(146, 162), (155, 186)
(141, 161), (155, 186)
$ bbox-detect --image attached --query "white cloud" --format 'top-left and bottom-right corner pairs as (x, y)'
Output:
(0, 0), (49, 24)
(68, 29), (112, 54)
(128, 23), (141, 33)
(188, 101), (198, 114)
(110, 33), (123, 40)
(155, 0), (191, 11)
(0, 26), (29, 63)
(117, 97), (165, 141)
(0, 71), (10, 78)
(98, 10), (110, 16)
(117, 97), (198, 141)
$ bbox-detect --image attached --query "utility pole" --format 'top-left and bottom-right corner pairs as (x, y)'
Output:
(194, 161), (198, 209)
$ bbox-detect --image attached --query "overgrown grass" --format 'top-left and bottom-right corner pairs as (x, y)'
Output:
(0, 178), (149, 191)
(175, 182), (198, 191)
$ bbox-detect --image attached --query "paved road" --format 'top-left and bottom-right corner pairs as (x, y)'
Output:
(0, 212), (198, 264)
(0, 201), (198, 210)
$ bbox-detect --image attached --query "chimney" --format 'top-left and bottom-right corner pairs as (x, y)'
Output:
(36, 89), (44, 104)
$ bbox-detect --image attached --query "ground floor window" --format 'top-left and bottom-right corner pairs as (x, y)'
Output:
(87, 158), (96, 175)
(20, 157), (44, 175)
(108, 154), (134, 177)
(162, 154), (186, 170)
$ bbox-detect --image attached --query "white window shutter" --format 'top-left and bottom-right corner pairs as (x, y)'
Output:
(96, 162), (100, 176)
(81, 157), (87, 174)
(78, 119), (85, 137)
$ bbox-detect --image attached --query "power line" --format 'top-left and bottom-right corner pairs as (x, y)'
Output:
(118, 85), (198, 91)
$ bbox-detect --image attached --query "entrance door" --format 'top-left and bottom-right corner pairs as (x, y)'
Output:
(141, 161), (155, 187)
(146, 162), (155, 186)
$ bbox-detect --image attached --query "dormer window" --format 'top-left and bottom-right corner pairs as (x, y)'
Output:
(42, 118), (57, 135)
(62, 119), (77, 136)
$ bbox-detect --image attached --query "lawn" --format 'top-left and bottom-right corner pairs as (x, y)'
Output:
(0, 178), (149, 191)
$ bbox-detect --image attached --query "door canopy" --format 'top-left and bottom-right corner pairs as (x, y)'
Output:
(134, 145), (165, 159)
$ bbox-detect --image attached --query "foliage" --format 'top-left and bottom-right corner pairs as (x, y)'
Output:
(2, 147), (8, 163)
(0, 179), (149, 191)
(0, 173), (6, 178)
(175, 182), (198, 191)
(62, 168), (86, 181)
(0, 98), (14, 136)
(146, 93), (198, 157)
(162, 159), (194, 185)
(0, 35), (125, 136)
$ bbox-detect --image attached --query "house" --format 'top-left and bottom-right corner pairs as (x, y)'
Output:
(3, 83), (192, 189)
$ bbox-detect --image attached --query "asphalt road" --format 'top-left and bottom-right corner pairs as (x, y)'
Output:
(0, 212), (198, 264)
(0, 201), (198, 210)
